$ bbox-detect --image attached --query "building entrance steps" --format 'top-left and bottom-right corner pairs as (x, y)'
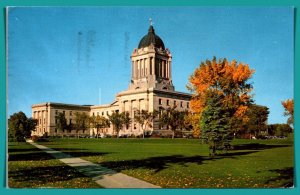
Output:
(26, 140), (161, 188)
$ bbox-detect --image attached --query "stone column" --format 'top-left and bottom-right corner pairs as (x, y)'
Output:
(132, 61), (134, 79)
(146, 58), (150, 76)
(151, 57), (155, 76)
(162, 60), (166, 78)
(158, 59), (161, 77)
(169, 61), (172, 79)
(138, 60), (140, 78)
(166, 61), (169, 79)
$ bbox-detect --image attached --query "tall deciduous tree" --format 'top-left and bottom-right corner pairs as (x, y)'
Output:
(282, 99), (294, 127)
(73, 112), (89, 138)
(55, 112), (68, 135)
(187, 57), (255, 155)
(8, 111), (37, 142)
(89, 115), (110, 138)
(243, 104), (269, 138)
(134, 110), (157, 138)
(159, 106), (187, 139)
(108, 111), (131, 138)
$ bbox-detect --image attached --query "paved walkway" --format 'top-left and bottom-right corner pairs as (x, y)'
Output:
(27, 140), (160, 188)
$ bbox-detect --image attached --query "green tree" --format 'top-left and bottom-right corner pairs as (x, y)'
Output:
(74, 112), (89, 138)
(108, 111), (131, 138)
(159, 106), (187, 139)
(200, 92), (231, 157)
(89, 115), (110, 138)
(134, 110), (157, 138)
(8, 111), (37, 142)
(268, 124), (293, 137)
(243, 104), (269, 138)
(55, 112), (67, 136)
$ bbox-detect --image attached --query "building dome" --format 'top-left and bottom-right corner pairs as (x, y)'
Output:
(138, 25), (165, 50)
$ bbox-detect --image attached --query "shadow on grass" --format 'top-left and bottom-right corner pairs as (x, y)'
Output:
(8, 164), (96, 187)
(100, 151), (257, 173)
(8, 147), (110, 162)
(264, 167), (294, 188)
(232, 143), (290, 151)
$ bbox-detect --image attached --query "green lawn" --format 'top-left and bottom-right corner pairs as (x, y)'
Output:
(8, 142), (101, 188)
(32, 138), (294, 188)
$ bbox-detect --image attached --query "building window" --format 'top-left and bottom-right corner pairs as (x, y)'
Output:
(180, 101), (183, 108)
(63, 111), (65, 115)
(166, 99), (169, 106)
(134, 124), (137, 129)
(55, 119), (57, 124)
(70, 111), (72, 116)
(97, 112), (99, 116)
(55, 110), (58, 115)
(187, 102), (190, 109)
(102, 112), (104, 116)
(159, 98), (162, 105)
(69, 119), (72, 124)
(92, 112), (95, 116)
(39, 119), (42, 124)
(106, 111), (109, 115)
(55, 128), (57, 133)
(174, 100), (176, 106)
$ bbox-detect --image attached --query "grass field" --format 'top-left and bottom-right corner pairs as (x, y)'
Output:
(8, 138), (294, 188)
(8, 142), (101, 188)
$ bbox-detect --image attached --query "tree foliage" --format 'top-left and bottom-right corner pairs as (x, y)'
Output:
(159, 106), (187, 139)
(184, 112), (201, 138)
(243, 104), (269, 137)
(281, 99), (294, 127)
(187, 57), (254, 119)
(200, 92), (231, 157)
(187, 57), (255, 155)
(55, 112), (68, 133)
(267, 124), (293, 137)
(8, 111), (37, 142)
(89, 115), (110, 138)
(108, 111), (131, 138)
(134, 110), (157, 138)
(73, 112), (89, 135)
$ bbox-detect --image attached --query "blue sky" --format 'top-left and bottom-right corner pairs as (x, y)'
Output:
(7, 7), (294, 124)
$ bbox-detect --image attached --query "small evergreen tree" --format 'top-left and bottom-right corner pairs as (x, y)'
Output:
(200, 92), (231, 157)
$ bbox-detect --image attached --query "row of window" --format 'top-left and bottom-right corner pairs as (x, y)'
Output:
(158, 99), (189, 108)
(92, 110), (110, 116)
(55, 110), (71, 115)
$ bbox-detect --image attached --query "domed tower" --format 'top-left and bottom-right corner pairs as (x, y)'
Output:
(129, 24), (175, 91)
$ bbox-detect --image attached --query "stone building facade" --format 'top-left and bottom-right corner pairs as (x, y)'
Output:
(31, 24), (191, 137)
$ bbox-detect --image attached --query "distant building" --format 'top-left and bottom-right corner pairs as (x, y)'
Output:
(32, 24), (191, 137)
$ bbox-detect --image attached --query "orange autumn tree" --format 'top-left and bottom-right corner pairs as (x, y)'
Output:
(281, 99), (294, 127)
(187, 57), (255, 138)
